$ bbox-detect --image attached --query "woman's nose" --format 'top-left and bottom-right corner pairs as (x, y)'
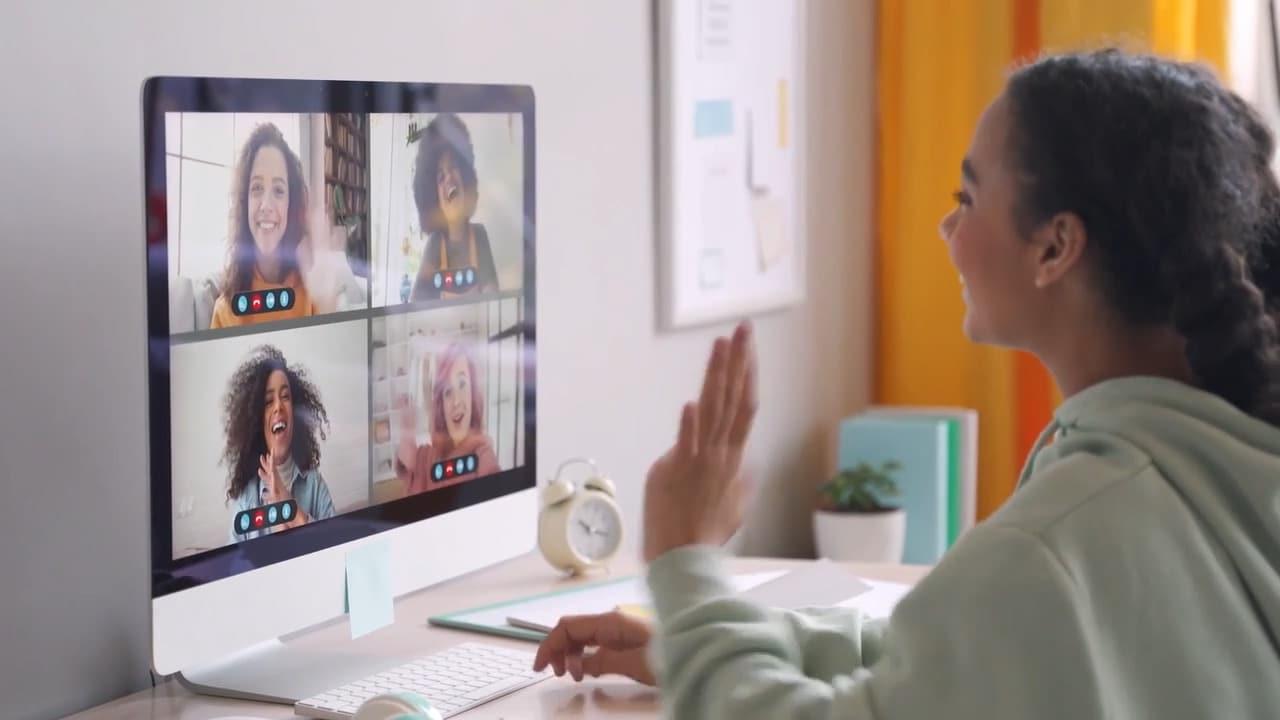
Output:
(938, 210), (956, 242)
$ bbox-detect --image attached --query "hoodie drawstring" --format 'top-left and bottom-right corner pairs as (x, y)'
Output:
(1016, 418), (1061, 490)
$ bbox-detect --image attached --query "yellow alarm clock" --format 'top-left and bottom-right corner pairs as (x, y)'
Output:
(538, 458), (624, 575)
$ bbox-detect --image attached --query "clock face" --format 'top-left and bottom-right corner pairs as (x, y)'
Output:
(568, 496), (622, 562)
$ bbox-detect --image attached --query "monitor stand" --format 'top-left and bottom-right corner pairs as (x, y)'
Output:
(177, 635), (415, 704)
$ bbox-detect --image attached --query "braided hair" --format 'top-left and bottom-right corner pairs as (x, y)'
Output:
(1004, 49), (1280, 425)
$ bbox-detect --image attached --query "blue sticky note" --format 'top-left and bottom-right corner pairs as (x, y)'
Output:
(345, 538), (393, 639)
(694, 99), (734, 138)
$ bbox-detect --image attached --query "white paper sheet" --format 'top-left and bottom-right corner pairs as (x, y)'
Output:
(835, 578), (913, 619)
(737, 559), (871, 609)
(506, 571), (786, 634)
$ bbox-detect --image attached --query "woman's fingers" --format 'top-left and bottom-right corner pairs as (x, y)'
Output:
(719, 323), (752, 442)
(533, 611), (651, 676)
(698, 338), (729, 447)
(675, 402), (698, 461)
(727, 326), (759, 448)
(533, 614), (603, 675)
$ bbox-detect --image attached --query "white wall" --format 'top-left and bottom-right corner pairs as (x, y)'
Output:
(169, 321), (371, 557)
(0, 1), (872, 718)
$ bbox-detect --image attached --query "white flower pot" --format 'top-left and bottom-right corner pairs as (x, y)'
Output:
(813, 508), (906, 563)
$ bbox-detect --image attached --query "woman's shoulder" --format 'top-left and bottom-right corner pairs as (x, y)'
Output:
(990, 445), (1164, 543)
(210, 294), (233, 328)
(228, 476), (259, 509)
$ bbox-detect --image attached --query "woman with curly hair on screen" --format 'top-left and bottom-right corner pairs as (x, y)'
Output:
(210, 123), (318, 328)
(223, 345), (335, 540)
(395, 340), (500, 495)
(409, 113), (500, 302)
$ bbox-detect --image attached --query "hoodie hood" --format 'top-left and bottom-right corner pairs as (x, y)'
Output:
(1024, 375), (1280, 647)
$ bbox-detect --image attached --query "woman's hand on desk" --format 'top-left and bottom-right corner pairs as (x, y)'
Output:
(533, 610), (655, 686)
(643, 321), (758, 563)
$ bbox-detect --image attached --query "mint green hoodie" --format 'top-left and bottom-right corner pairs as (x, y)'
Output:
(647, 377), (1280, 718)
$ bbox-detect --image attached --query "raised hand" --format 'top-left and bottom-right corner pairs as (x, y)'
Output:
(643, 320), (758, 563)
(258, 448), (290, 505)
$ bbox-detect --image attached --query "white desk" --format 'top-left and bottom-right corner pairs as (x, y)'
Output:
(67, 553), (929, 720)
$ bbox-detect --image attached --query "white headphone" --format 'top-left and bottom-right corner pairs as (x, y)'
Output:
(353, 692), (442, 720)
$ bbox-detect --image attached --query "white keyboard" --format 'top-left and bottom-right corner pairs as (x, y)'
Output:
(294, 642), (550, 719)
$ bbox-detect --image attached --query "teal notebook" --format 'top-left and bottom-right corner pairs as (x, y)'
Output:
(428, 573), (649, 643)
(837, 414), (951, 564)
(878, 414), (961, 546)
(429, 569), (787, 642)
(870, 405), (979, 542)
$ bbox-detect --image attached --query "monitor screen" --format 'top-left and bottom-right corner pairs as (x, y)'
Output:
(143, 80), (536, 598)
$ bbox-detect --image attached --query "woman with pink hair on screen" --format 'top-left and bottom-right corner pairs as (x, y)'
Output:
(395, 340), (500, 495)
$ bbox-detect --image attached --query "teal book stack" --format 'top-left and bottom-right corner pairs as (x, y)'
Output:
(868, 406), (979, 545)
(838, 410), (971, 564)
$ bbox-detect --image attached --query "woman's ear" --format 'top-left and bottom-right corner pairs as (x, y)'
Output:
(1032, 212), (1087, 289)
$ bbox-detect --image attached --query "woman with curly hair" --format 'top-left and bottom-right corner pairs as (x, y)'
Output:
(210, 122), (318, 328)
(223, 345), (335, 540)
(535, 49), (1280, 717)
(395, 340), (499, 495)
(409, 113), (500, 302)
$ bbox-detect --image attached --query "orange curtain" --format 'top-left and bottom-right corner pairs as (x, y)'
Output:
(874, 0), (1228, 520)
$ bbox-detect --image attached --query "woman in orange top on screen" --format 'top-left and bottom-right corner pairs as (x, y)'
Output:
(409, 113), (500, 302)
(210, 123), (316, 328)
(395, 341), (500, 495)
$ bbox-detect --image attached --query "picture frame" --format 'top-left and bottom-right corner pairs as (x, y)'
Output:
(656, 0), (808, 329)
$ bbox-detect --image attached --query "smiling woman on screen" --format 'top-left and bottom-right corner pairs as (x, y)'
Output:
(223, 345), (336, 540)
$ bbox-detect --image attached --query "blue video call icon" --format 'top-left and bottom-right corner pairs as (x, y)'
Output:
(279, 289), (291, 309)
(429, 454), (481, 484)
(236, 295), (249, 314)
(265, 291), (276, 310)
(233, 500), (296, 537)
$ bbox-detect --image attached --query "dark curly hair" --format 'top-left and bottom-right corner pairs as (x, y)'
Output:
(221, 345), (329, 501)
(225, 122), (309, 294)
(412, 113), (479, 234)
(1004, 49), (1280, 425)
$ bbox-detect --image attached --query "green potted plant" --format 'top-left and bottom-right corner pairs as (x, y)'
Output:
(813, 460), (906, 562)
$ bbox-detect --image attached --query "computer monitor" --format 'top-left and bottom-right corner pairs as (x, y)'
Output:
(142, 77), (537, 701)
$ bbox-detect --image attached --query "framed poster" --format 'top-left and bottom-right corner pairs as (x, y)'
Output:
(657, 0), (807, 329)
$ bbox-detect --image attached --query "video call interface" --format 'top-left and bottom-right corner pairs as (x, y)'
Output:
(164, 110), (528, 561)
